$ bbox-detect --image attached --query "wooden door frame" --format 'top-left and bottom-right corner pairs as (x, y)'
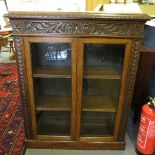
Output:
(23, 37), (77, 141)
(75, 38), (132, 141)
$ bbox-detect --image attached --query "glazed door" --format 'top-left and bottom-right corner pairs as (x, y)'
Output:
(24, 37), (77, 140)
(76, 38), (131, 141)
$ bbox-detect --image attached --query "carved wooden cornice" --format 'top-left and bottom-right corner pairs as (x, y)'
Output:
(10, 20), (144, 36)
(5, 12), (149, 36)
(5, 11), (150, 21)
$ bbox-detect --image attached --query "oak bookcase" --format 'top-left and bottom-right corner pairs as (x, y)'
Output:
(6, 11), (149, 149)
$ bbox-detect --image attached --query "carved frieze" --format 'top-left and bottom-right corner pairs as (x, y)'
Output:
(10, 20), (144, 36)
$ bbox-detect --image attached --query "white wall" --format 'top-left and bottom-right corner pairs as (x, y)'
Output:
(6, 0), (85, 11)
(0, 1), (8, 29)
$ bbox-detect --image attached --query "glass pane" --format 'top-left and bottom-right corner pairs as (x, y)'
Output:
(81, 112), (115, 137)
(80, 43), (125, 137)
(36, 111), (71, 136)
(30, 43), (71, 75)
(84, 44), (125, 76)
(34, 78), (71, 135)
(29, 41), (72, 136)
(81, 79), (120, 137)
(82, 79), (120, 111)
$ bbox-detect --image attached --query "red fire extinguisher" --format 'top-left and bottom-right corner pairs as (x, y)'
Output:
(136, 97), (155, 155)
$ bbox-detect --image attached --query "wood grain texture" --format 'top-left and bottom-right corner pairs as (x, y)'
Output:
(84, 67), (121, 79)
(25, 140), (125, 150)
(71, 38), (77, 140)
(33, 67), (71, 78)
(76, 39), (84, 141)
(24, 37), (37, 138)
(5, 11), (149, 20)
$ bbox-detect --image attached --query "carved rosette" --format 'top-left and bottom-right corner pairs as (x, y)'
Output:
(14, 37), (32, 138)
(10, 20), (136, 36)
(119, 40), (141, 140)
(132, 24), (144, 36)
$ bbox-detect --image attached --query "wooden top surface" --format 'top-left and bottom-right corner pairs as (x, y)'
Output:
(5, 11), (150, 21)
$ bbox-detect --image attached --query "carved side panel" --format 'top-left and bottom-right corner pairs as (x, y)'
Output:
(14, 37), (32, 138)
(119, 40), (141, 140)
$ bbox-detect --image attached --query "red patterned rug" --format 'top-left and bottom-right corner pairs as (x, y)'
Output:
(0, 63), (25, 155)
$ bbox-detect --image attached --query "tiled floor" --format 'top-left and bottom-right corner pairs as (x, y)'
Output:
(25, 148), (136, 155)
(24, 114), (138, 155)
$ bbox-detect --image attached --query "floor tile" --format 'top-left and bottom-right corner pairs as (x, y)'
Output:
(78, 150), (131, 155)
(52, 149), (80, 155)
(25, 149), (52, 155)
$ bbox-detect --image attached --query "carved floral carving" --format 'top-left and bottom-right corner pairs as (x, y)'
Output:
(119, 40), (141, 140)
(10, 21), (136, 35)
(14, 37), (32, 138)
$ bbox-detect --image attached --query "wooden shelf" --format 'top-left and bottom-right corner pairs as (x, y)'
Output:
(33, 66), (71, 78)
(36, 96), (71, 111)
(36, 95), (116, 112)
(33, 67), (121, 79)
(82, 96), (116, 112)
(81, 123), (113, 137)
(84, 67), (121, 79)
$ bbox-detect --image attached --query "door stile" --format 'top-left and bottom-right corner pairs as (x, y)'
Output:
(113, 40), (132, 140)
(75, 39), (84, 140)
(71, 39), (78, 140)
(24, 37), (37, 138)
